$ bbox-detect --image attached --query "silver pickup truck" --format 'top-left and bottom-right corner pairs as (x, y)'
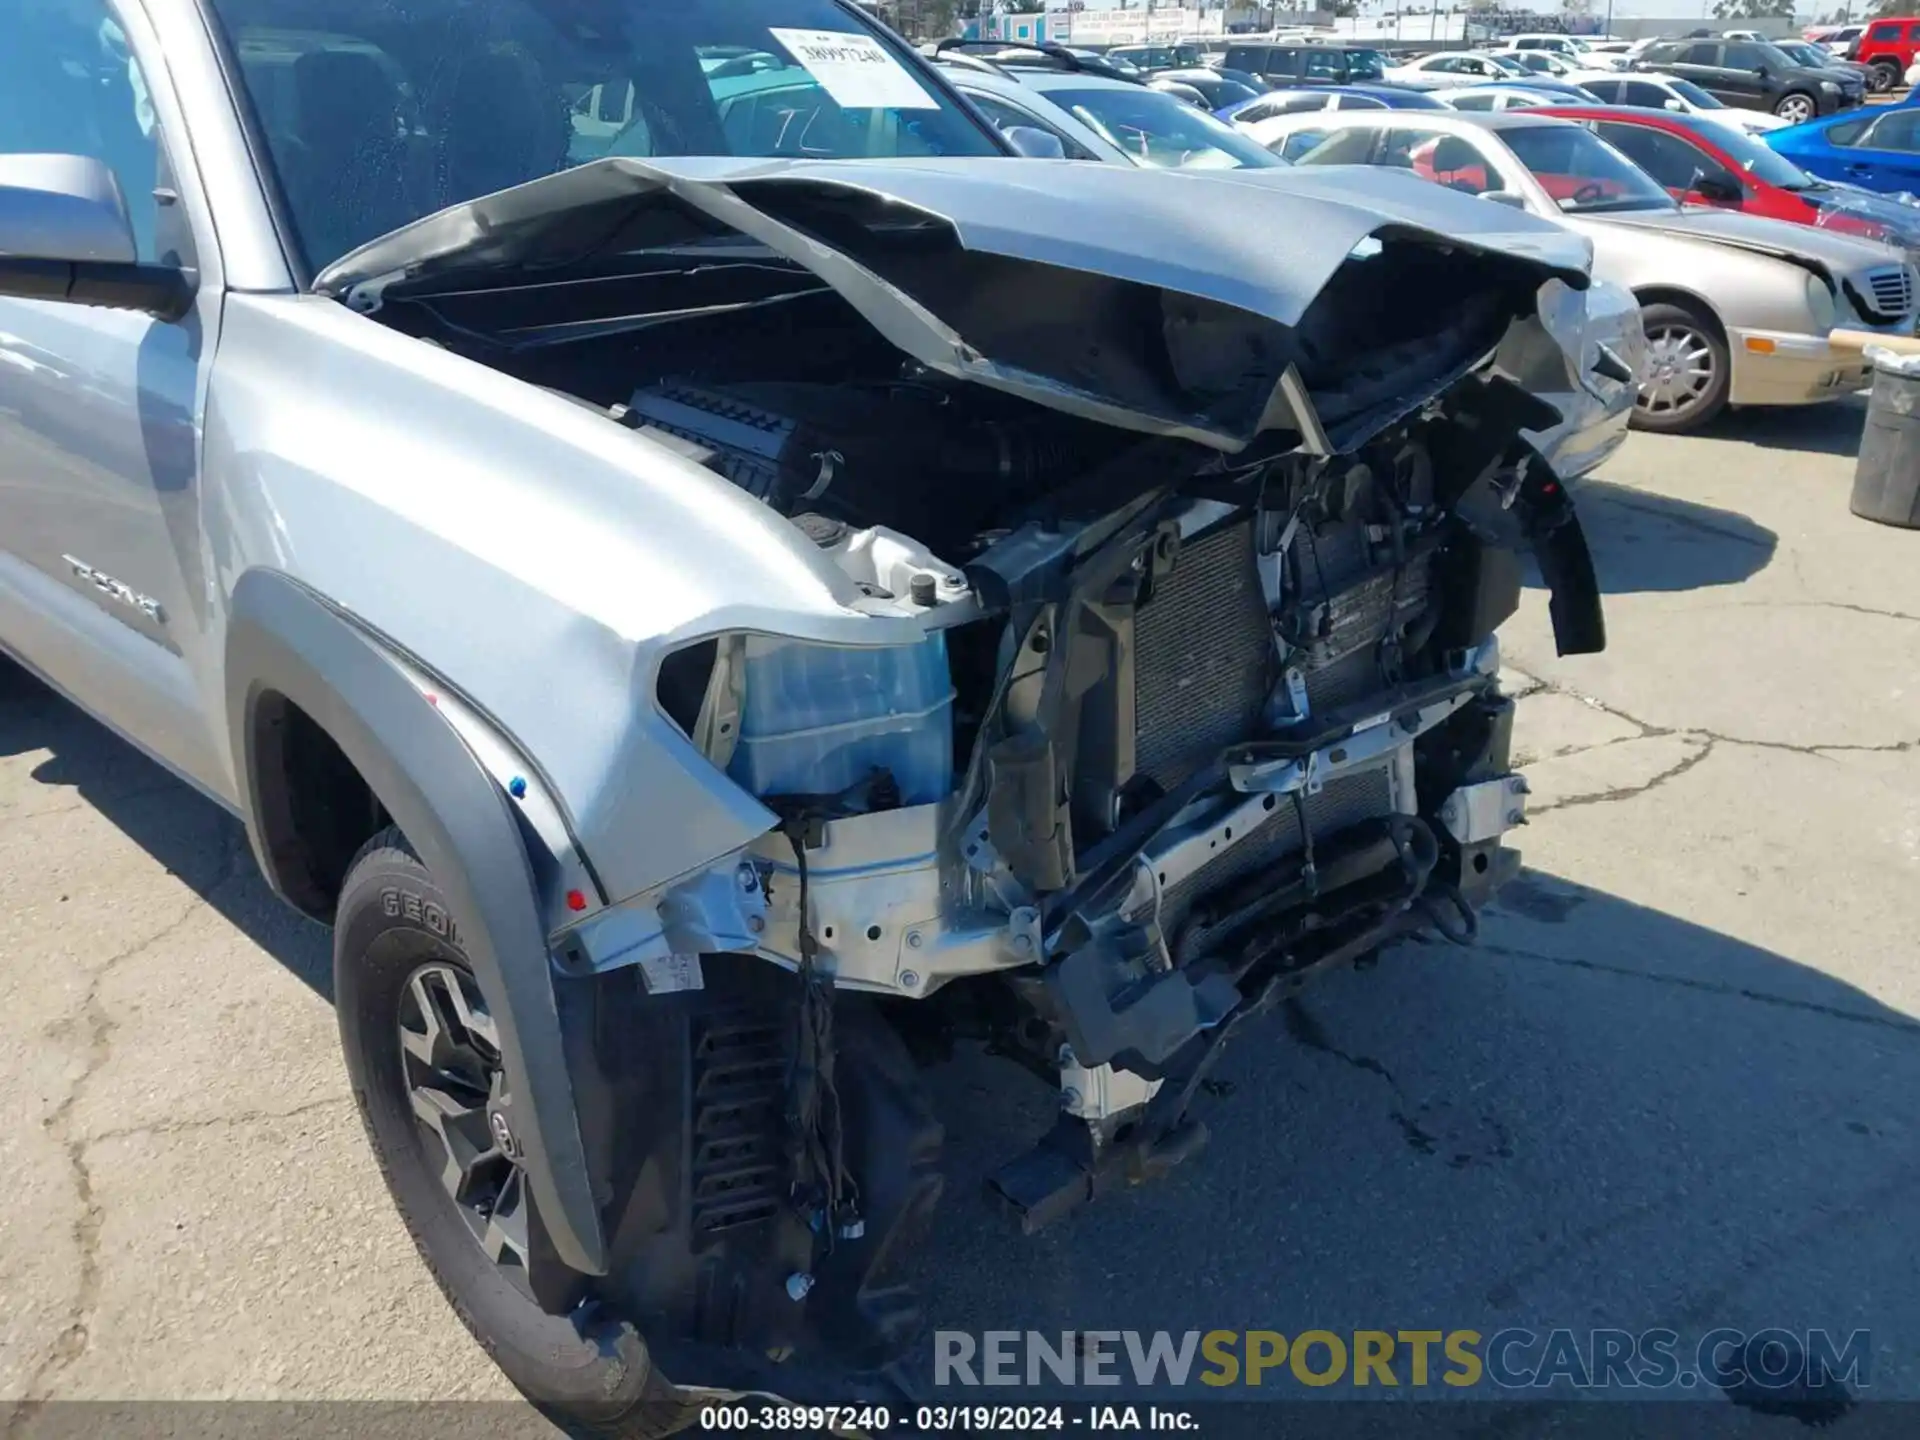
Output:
(0, 0), (1610, 1423)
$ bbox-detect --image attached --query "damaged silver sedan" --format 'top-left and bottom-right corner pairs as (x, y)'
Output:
(0, 0), (1613, 1423)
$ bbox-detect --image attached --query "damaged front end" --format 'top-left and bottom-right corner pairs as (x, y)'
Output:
(342, 157), (1605, 1386)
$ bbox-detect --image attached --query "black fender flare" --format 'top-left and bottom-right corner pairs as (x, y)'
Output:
(224, 568), (606, 1276)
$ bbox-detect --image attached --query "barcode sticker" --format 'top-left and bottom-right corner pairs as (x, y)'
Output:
(770, 28), (941, 111)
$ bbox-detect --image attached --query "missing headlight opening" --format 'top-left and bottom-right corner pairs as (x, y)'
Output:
(369, 181), (1604, 1398)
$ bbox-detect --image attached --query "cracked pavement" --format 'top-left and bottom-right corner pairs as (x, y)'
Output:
(3, 404), (1918, 1424)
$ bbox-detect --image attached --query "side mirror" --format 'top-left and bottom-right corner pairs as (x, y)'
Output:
(1004, 126), (1068, 160)
(1694, 174), (1742, 202)
(1665, 97), (1687, 110)
(1755, 65), (1770, 78)
(0, 154), (190, 320)
(0, 153), (136, 263)
(1479, 189), (1530, 209)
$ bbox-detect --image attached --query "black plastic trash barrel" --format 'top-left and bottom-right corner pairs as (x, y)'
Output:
(1852, 356), (1920, 528)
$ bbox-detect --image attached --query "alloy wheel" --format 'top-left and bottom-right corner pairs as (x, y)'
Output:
(1775, 94), (1815, 123)
(1637, 323), (1718, 421)
(397, 963), (536, 1298)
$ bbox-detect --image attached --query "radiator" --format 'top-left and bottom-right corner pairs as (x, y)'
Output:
(1130, 515), (1411, 950)
(1132, 520), (1270, 791)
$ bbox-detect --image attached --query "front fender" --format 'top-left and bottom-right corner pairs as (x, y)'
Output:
(224, 567), (606, 1276)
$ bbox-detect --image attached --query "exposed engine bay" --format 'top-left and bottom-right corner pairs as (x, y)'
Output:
(362, 173), (1606, 1390)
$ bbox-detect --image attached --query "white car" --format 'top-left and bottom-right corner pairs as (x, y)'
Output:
(1504, 33), (1590, 58)
(1500, 48), (1583, 80)
(1248, 108), (1919, 432)
(1822, 24), (1866, 56)
(1384, 50), (1535, 87)
(1569, 71), (1789, 134)
(1570, 41), (1637, 73)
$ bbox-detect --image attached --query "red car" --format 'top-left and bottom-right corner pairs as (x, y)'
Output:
(1849, 17), (1920, 94)
(1536, 105), (1905, 244)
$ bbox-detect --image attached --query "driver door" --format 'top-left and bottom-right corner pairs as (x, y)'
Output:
(0, 0), (227, 792)
(1596, 121), (1745, 207)
(1833, 108), (1920, 193)
(1719, 43), (1773, 109)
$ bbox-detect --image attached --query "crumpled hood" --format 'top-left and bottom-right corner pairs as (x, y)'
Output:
(1600, 204), (1906, 277)
(315, 155), (1590, 317)
(315, 156), (1592, 452)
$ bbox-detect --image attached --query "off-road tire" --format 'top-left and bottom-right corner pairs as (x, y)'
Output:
(1871, 61), (1900, 94)
(334, 827), (684, 1436)
(1631, 301), (1730, 434)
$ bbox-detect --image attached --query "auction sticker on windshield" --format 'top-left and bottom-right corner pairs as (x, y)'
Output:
(770, 28), (940, 109)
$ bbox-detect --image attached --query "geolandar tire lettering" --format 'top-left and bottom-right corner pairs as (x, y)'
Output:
(378, 885), (460, 944)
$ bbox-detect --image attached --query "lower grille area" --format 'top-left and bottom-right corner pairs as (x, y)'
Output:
(688, 1013), (786, 1238)
(1160, 767), (1396, 956)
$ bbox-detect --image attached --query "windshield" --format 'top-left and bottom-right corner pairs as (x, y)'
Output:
(1503, 123), (1676, 213)
(1485, 54), (1532, 76)
(1666, 77), (1726, 110)
(1200, 76), (1263, 108)
(203, 0), (999, 274)
(1749, 43), (1800, 70)
(1050, 86), (1284, 169)
(1776, 42), (1831, 68)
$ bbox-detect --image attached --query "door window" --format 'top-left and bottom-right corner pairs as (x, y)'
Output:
(1864, 109), (1920, 151)
(1681, 43), (1720, 66)
(1275, 127), (1336, 162)
(0, 0), (164, 260)
(1869, 22), (1900, 42)
(1597, 122), (1732, 193)
(1301, 50), (1344, 81)
(1724, 43), (1769, 69)
(1265, 91), (1335, 115)
(1825, 115), (1873, 147)
(1622, 80), (1676, 108)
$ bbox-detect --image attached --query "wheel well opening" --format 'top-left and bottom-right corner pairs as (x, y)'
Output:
(1633, 288), (1725, 341)
(251, 692), (388, 921)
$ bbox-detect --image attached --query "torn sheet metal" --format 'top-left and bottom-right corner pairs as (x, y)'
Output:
(314, 156), (1595, 453)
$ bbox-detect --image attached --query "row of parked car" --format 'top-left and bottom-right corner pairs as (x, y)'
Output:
(930, 38), (1920, 438)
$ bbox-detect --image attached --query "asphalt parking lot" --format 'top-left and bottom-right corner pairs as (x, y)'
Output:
(3, 398), (1918, 1430)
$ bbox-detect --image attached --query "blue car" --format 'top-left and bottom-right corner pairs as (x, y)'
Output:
(1219, 83), (1447, 124)
(1767, 107), (1920, 197)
